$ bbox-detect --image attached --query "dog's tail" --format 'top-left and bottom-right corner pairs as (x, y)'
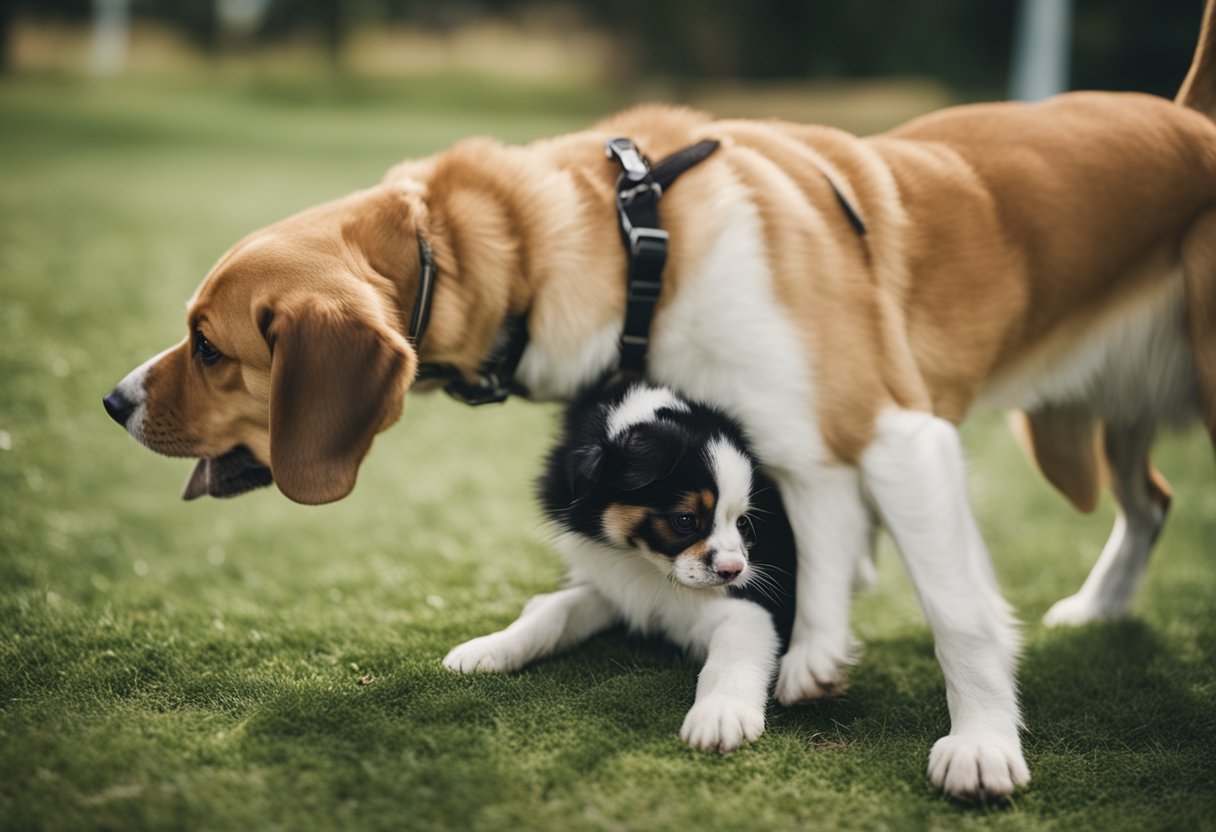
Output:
(1179, 0), (1216, 117)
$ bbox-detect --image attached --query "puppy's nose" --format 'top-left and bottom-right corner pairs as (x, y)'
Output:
(716, 563), (743, 582)
(103, 389), (135, 427)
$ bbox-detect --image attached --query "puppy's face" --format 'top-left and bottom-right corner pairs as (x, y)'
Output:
(603, 436), (755, 589)
(103, 185), (423, 504)
(568, 405), (757, 589)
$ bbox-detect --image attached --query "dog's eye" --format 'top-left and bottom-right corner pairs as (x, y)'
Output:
(670, 513), (698, 534)
(736, 515), (754, 538)
(194, 331), (222, 366)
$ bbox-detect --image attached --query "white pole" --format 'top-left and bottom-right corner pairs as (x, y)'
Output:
(1010, 0), (1073, 100)
(89, 0), (131, 76)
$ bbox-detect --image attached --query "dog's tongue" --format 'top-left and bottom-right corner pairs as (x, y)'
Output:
(182, 446), (274, 500)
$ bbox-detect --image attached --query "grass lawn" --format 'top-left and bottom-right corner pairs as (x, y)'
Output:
(1, 74), (1214, 832)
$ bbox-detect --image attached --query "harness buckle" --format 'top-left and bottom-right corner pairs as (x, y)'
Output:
(628, 227), (668, 260)
(605, 137), (650, 182)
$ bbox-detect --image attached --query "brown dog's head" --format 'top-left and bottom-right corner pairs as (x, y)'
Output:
(103, 185), (425, 505)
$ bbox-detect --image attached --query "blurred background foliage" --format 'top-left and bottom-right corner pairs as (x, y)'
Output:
(1, 0), (1205, 105)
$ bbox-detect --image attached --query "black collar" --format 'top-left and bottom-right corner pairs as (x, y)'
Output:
(410, 234), (531, 406)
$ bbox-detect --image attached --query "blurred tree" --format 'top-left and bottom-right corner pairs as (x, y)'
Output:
(4, 0), (1205, 97)
(0, 0), (11, 73)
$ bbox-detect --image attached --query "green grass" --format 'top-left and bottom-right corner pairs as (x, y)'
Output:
(1, 75), (1214, 832)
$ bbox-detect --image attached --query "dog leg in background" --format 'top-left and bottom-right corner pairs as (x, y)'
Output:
(773, 467), (872, 705)
(1044, 423), (1171, 626)
(681, 597), (780, 753)
(861, 408), (1028, 800)
(443, 585), (618, 673)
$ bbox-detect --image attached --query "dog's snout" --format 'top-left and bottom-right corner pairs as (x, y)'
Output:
(103, 389), (135, 427)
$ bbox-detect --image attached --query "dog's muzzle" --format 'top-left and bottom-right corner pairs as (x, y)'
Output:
(181, 446), (274, 501)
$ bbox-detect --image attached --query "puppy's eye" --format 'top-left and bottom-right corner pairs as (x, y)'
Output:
(194, 330), (222, 365)
(670, 513), (698, 534)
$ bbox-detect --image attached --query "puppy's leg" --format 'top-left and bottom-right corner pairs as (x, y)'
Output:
(1044, 422), (1171, 626)
(774, 466), (872, 704)
(680, 597), (780, 753)
(861, 408), (1027, 801)
(443, 584), (618, 673)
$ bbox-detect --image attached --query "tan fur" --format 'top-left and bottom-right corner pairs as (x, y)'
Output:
(602, 505), (647, 546)
(1183, 208), (1216, 445)
(1010, 409), (1103, 514)
(123, 14), (1216, 505)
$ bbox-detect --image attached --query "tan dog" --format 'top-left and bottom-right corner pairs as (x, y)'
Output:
(104, 2), (1216, 800)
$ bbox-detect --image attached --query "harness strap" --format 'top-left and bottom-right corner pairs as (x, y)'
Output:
(607, 137), (721, 375)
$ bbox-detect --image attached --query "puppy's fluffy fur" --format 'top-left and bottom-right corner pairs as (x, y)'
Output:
(444, 378), (795, 752)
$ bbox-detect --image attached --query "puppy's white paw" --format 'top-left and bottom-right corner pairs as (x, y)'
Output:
(680, 696), (765, 753)
(928, 733), (1030, 802)
(442, 634), (521, 674)
(1043, 593), (1109, 628)
(775, 637), (852, 705)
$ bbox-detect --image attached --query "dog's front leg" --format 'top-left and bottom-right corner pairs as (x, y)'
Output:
(443, 585), (618, 673)
(680, 597), (780, 753)
(861, 408), (1028, 801)
(773, 466), (872, 705)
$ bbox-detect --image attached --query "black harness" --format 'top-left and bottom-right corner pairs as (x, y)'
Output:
(410, 136), (866, 404)
(605, 136), (721, 375)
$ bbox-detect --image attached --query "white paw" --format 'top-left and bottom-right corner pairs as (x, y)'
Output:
(775, 637), (853, 705)
(442, 634), (521, 674)
(679, 696), (766, 753)
(928, 733), (1030, 802)
(1043, 593), (1109, 628)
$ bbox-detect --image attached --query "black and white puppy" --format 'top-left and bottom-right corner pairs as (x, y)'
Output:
(444, 378), (796, 752)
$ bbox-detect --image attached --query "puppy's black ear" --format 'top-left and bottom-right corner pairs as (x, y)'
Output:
(606, 424), (688, 491)
(568, 443), (606, 501)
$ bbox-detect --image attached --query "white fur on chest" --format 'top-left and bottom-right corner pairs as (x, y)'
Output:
(649, 198), (826, 473)
(975, 271), (1197, 425)
(515, 191), (824, 473)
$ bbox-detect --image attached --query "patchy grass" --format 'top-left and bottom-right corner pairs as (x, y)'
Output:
(1, 76), (1214, 831)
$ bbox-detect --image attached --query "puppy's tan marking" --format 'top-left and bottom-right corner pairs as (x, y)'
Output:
(602, 505), (647, 547)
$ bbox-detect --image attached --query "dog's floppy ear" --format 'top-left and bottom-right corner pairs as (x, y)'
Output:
(604, 423), (688, 492)
(263, 296), (416, 505)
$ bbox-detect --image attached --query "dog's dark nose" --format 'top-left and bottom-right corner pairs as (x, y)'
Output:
(716, 564), (743, 582)
(103, 389), (135, 427)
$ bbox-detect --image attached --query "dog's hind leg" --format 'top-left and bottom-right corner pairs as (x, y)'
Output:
(1010, 407), (1103, 514)
(1043, 423), (1171, 626)
(1182, 208), (1216, 450)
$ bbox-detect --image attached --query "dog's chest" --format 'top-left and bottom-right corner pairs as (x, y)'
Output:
(648, 202), (827, 472)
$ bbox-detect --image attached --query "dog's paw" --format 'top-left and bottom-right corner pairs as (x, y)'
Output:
(680, 696), (766, 753)
(1043, 593), (1109, 628)
(442, 634), (521, 674)
(928, 733), (1030, 802)
(775, 637), (853, 705)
